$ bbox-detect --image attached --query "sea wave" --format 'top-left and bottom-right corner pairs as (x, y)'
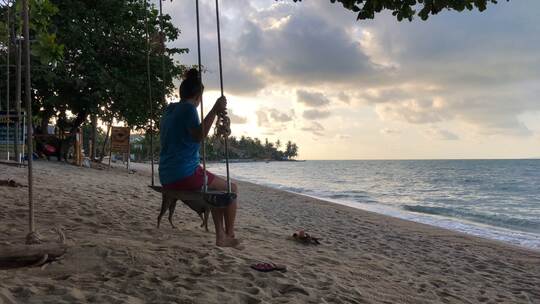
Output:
(402, 205), (540, 233)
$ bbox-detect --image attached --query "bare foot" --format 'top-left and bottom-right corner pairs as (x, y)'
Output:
(216, 237), (240, 248)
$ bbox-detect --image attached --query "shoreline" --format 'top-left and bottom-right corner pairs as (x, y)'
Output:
(198, 160), (540, 252)
(2, 161), (539, 303)
(277, 186), (540, 252)
(120, 161), (540, 251)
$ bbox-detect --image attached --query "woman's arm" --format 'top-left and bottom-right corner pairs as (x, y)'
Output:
(190, 96), (227, 142)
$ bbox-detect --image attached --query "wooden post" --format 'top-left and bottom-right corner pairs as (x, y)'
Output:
(126, 142), (130, 172)
(78, 129), (83, 166)
(74, 128), (83, 167)
(109, 126), (130, 170)
(99, 122), (111, 162)
(6, 3), (10, 161)
(74, 131), (78, 166)
(108, 141), (112, 169)
(90, 115), (97, 160)
(22, 0), (37, 244)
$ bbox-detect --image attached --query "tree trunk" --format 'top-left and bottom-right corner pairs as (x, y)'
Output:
(99, 121), (112, 162)
(56, 110), (86, 162)
(39, 108), (53, 135)
(13, 33), (22, 163)
(90, 114), (97, 160)
(69, 111), (87, 135)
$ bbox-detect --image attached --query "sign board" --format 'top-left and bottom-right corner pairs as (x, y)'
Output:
(0, 111), (26, 145)
(110, 127), (130, 153)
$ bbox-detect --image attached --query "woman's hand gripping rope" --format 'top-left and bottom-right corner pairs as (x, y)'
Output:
(214, 96), (231, 139)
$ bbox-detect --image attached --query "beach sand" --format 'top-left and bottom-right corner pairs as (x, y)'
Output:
(1, 161), (539, 304)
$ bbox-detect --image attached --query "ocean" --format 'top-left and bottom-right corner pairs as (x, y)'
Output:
(207, 159), (540, 250)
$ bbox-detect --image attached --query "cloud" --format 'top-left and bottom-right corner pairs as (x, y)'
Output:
(234, 5), (382, 86)
(375, 97), (448, 124)
(301, 121), (325, 136)
(256, 108), (294, 127)
(337, 92), (350, 104)
(425, 128), (459, 141)
(380, 128), (400, 135)
(256, 110), (269, 127)
(303, 109), (331, 120)
(374, 92), (537, 136)
(269, 109), (294, 122)
(229, 110), (247, 124)
(219, 63), (266, 95)
(359, 87), (414, 105)
(296, 90), (330, 107)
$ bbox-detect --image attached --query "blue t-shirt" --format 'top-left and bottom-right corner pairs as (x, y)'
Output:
(159, 102), (200, 185)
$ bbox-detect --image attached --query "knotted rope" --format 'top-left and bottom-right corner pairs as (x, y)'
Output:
(214, 112), (231, 138)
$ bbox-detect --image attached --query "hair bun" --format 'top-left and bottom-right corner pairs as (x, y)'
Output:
(184, 68), (199, 80)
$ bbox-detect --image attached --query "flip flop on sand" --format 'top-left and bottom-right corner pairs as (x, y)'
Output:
(251, 262), (287, 273)
(291, 230), (321, 245)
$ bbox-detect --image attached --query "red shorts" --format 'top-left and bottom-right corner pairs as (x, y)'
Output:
(163, 166), (216, 191)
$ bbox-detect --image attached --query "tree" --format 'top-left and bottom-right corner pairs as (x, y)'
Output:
(0, 0), (63, 160)
(285, 140), (292, 159)
(202, 135), (295, 161)
(293, 0), (506, 21)
(30, 0), (184, 137)
(290, 143), (298, 159)
(283, 140), (299, 160)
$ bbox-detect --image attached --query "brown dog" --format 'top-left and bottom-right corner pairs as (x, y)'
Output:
(157, 194), (210, 231)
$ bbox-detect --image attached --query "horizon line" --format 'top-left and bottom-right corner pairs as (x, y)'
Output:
(298, 157), (540, 161)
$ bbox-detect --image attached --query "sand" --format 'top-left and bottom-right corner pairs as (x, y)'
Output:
(1, 161), (539, 304)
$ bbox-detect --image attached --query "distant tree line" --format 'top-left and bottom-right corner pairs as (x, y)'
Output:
(129, 133), (299, 162)
(205, 135), (299, 161)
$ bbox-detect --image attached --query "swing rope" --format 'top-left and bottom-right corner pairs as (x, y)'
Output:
(143, 0), (155, 186)
(194, 0), (232, 193)
(195, 0), (208, 192)
(214, 0), (232, 193)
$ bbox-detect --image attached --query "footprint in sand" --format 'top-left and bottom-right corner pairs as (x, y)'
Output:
(245, 287), (261, 296)
(278, 283), (310, 296)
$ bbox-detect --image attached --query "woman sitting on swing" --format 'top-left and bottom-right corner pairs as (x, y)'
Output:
(159, 68), (239, 248)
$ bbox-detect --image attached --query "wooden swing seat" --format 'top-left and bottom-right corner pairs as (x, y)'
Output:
(149, 186), (236, 208)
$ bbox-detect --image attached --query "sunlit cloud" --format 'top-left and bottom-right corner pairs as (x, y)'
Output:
(303, 109), (331, 120)
(228, 110), (248, 124)
(302, 121), (325, 137)
(296, 90), (331, 107)
(424, 128), (460, 141)
(380, 128), (401, 135)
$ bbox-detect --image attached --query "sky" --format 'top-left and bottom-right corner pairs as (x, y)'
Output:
(156, 0), (540, 160)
